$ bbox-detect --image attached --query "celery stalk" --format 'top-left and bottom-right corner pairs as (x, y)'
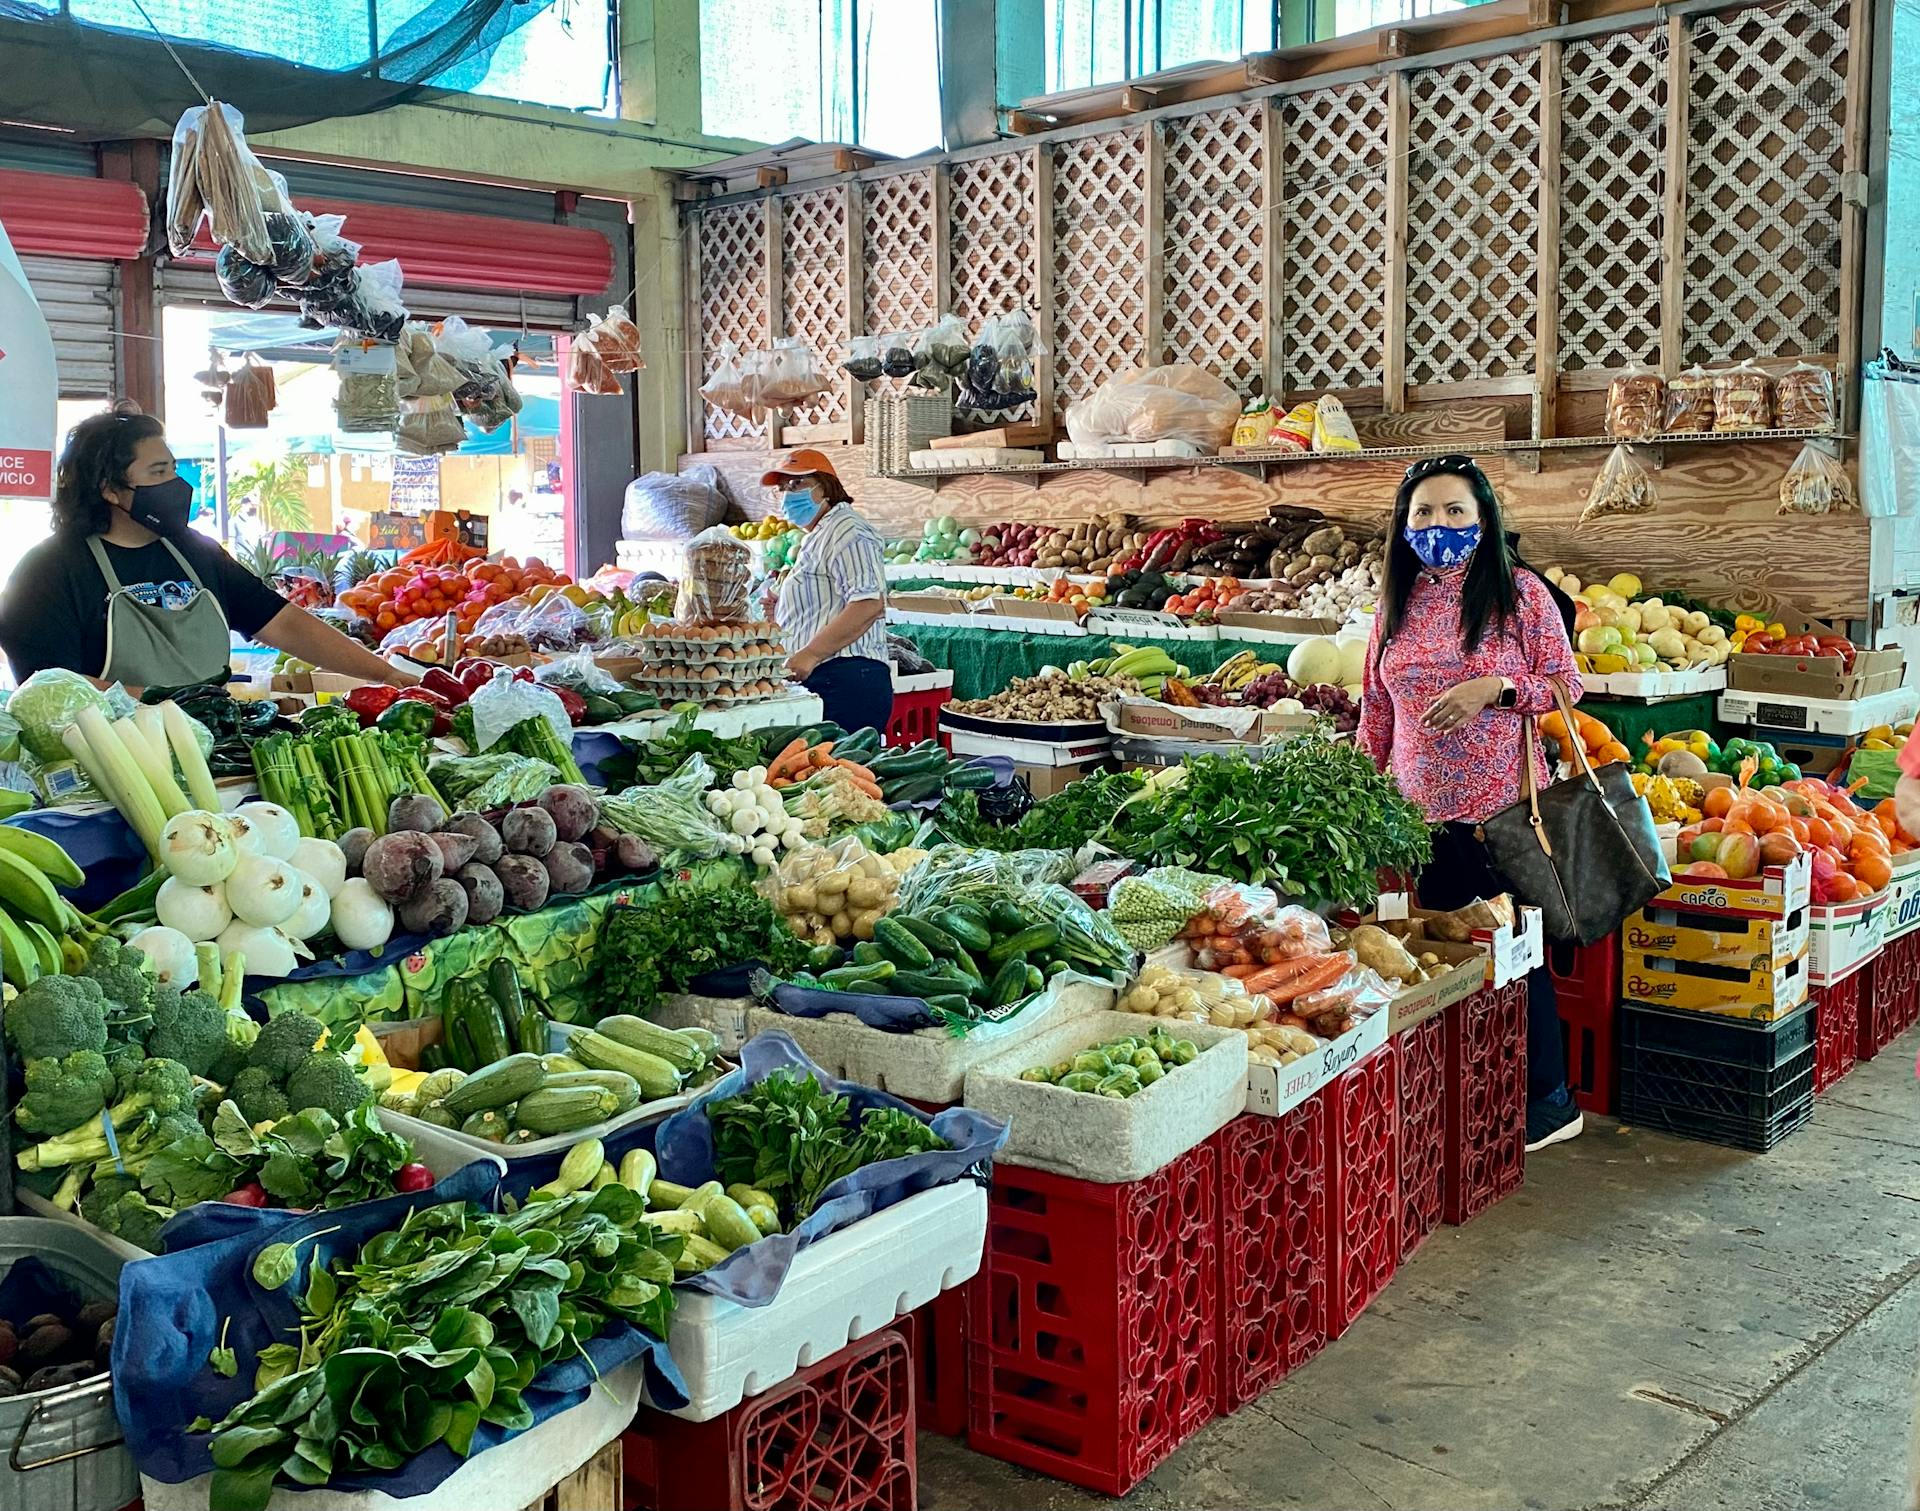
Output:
(160, 701), (223, 812)
(114, 715), (191, 818)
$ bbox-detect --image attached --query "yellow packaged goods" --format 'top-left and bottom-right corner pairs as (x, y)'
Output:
(1269, 401), (1317, 452)
(1579, 442), (1658, 524)
(1777, 442), (1858, 515)
(1712, 360), (1774, 432)
(1605, 368), (1664, 439)
(1310, 393), (1362, 453)
(1232, 400), (1275, 448)
(1775, 361), (1836, 430)
(1662, 364), (1715, 434)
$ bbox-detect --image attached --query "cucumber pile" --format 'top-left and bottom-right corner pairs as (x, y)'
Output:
(789, 895), (1126, 1024)
(756, 720), (995, 806)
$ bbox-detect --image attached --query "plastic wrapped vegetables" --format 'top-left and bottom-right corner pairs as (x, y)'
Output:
(596, 754), (736, 862)
(1109, 867), (1225, 951)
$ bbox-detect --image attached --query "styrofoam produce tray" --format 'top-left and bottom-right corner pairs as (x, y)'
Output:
(747, 979), (1113, 1105)
(965, 1009), (1249, 1183)
(1716, 684), (1918, 737)
(643, 1180), (986, 1422)
(19, 1120), (508, 1263)
(652, 992), (754, 1055)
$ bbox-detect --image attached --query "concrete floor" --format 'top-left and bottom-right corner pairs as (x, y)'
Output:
(921, 1027), (1920, 1511)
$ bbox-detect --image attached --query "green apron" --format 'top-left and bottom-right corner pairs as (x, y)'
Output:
(87, 535), (233, 688)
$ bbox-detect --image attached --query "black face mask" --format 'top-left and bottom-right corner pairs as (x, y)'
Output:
(123, 476), (194, 538)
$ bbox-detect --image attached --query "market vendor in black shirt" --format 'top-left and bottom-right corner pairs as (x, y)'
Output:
(0, 410), (416, 693)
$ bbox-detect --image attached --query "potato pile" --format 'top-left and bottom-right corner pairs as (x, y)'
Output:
(1118, 963), (1322, 1066)
(949, 672), (1138, 724)
(974, 513), (1151, 573)
(766, 839), (926, 947)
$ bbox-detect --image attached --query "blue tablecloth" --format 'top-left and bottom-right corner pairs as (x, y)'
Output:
(8, 805), (148, 911)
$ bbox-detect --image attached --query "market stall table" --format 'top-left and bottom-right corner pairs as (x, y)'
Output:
(1576, 692), (1726, 753)
(894, 622), (1297, 701)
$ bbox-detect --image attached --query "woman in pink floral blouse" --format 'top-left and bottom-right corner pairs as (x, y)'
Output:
(1359, 455), (1584, 1151)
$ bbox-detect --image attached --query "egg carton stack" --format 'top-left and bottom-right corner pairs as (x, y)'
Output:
(631, 619), (791, 705)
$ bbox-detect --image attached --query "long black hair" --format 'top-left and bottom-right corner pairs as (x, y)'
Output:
(1376, 455), (1525, 666)
(52, 407), (164, 538)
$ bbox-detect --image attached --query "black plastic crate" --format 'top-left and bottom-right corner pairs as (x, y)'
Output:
(1618, 1002), (1815, 1150)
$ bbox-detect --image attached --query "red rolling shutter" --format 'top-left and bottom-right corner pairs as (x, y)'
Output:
(0, 169), (149, 260)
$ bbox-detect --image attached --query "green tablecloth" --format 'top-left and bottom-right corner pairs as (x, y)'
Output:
(893, 622), (1295, 700)
(1579, 693), (1726, 755)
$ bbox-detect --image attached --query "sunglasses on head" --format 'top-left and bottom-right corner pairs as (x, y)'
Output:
(1403, 453), (1479, 482)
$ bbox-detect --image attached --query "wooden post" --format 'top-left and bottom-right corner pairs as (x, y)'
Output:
(1383, 72), (1411, 413)
(1143, 120), (1167, 367)
(844, 181), (866, 447)
(932, 163), (953, 317)
(1033, 145), (1058, 432)
(1263, 101), (1287, 402)
(1534, 41), (1563, 440)
(1659, 14), (1691, 375)
(683, 209), (705, 456)
(98, 140), (163, 419)
(763, 196), (785, 451)
(1836, 0), (1874, 431)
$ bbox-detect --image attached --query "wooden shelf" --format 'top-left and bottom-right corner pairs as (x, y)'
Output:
(875, 428), (1847, 490)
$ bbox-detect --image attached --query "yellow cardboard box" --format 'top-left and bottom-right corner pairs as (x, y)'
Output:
(1652, 852), (1811, 922)
(1622, 905), (1809, 972)
(1619, 949), (1810, 1021)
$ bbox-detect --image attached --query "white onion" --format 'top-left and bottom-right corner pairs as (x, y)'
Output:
(226, 851), (303, 927)
(160, 811), (238, 885)
(332, 878), (394, 952)
(282, 876), (331, 941)
(128, 925), (198, 987)
(215, 921), (303, 979)
(155, 877), (231, 942)
(234, 802), (301, 860)
(290, 837), (348, 898)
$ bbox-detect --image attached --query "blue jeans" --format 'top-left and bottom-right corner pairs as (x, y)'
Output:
(803, 656), (894, 734)
(1419, 821), (1567, 1104)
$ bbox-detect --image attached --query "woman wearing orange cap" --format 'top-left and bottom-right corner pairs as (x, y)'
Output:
(761, 448), (893, 732)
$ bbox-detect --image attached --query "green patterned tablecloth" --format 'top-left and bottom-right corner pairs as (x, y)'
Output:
(892, 622), (1295, 701)
(1578, 693), (1726, 755)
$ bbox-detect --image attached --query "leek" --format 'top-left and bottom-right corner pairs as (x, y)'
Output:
(113, 715), (191, 819)
(196, 941), (222, 1001)
(66, 709), (166, 859)
(160, 700), (223, 813)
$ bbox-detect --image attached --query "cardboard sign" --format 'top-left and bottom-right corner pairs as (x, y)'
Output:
(0, 215), (56, 501)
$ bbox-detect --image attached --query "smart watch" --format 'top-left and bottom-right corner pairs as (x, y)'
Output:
(1496, 679), (1518, 709)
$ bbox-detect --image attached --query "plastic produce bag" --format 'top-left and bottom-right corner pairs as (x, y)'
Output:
(1605, 366), (1664, 439)
(1663, 364), (1715, 433)
(840, 334), (884, 382)
(468, 666), (574, 753)
(1311, 393), (1362, 453)
(1776, 361), (1836, 431)
(957, 309), (1042, 412)
(536, 649), (624, 696)
(395, 394), (465, 456)
(677, 525), (753, 624)
(1580, 442), (1658, 524)
(881, 332), (921, 379)
(567, 338), (624, 395)
(622, 464), (732, 540)
(428, 751), (562, 808)
(895, 844), (1024, 916)
(914, 315), (971, 384)
(1270, 400), (1316, 452)
(595, 304), (645, 372)
(1777, 442), (1858, 515)
(394, 323), (465, 399)
(168, 102), (277, 264)
(331, 341), (398, 433)
(514, 592), (597, 652)
(8, 668), (112, 764)
(699, 339), (747, 417)
(437, 317), (521, 431)
(596, 754), (735, 860)
(1065, 363), (1242, 448)
(223, 356), (275, 429)
(755, 336), (833, 406)
(1712, 360), (1774, 432)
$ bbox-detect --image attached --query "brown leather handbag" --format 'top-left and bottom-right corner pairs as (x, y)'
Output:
(1478, 679), (1671, 946)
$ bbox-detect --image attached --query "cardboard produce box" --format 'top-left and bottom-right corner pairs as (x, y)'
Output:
(1215, 610), (1342, 637)
(1385, 940), (1493, 1034)
(1653, 852), (1811, 922)
(1727, 614), (1903, 700)
(1623, 903), (1810, 972)
(1883, 852), (1920, 943)
(1620, 949), (1810, 1021)
(1806, 890), (1888, 986)
(1380, 904), (1544, 987)
(1244, 1006), (1389, 1119)
(989, 596), (1082, 622)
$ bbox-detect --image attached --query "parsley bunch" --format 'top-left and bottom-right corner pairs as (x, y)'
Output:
(597, 873), (810, 1018)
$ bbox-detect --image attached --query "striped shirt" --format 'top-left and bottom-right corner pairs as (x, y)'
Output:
(775, 502), (889, 663)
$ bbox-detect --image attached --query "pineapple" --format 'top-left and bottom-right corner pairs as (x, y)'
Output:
(334, 549), (382, 591)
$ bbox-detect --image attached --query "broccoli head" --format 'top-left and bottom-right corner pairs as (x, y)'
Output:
(108, 1056), (195, 1123)
(285, 1052), (367, 1123)
(145, 988), (233, 1079)
(103, 1038), (143, 1098)
(4, 975), (108, 1061)
(230, 1066), (291, 1127)
(79, 1170), (140, 1229)
(87, 1182), (175, 1253)
(13, 1050), (116, 1137)
(85, 936), (156, 1036)
(247, 1011), (326, 1080)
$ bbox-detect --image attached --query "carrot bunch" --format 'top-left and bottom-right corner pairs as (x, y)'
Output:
(766, 739), (882, 800)
(400, 536), (485, 567)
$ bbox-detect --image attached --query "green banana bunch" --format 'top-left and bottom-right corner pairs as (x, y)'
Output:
(0, 827), (89, 987)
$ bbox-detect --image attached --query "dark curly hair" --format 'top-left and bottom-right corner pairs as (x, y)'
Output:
(52, 407), (165, 537)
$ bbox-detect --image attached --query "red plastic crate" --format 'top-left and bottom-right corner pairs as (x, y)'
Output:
(1397, 1012), (1447, 1261)
(1547, 936), (1619, 1115)
(622, 1326), (914, 1511)
(1813, 970), (1860, 1094)
(1444, 979), (1527, 1226)
(908, 1280), (973, 1437)
(1856, 934), (1914, 1062)
(1213, 1099), (1330, 1414)
(967, 1142), (1217, 1495)
(1328, 1041), (1400, 1338)
(884, 683), (952, 748)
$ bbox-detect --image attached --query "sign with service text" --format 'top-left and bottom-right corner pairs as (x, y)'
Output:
(0, 214), (56, 501)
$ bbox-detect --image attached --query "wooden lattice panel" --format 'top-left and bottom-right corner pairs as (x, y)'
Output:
(780, 188), (849, 430)
(696, 202), (767, 441)
(862, 169), (939, 341)
(1280, 80), (1390, 393)
(1682, 0), (1849, 362)
(1162, 103), (1266, 389)
(1559, 29), (1668, 369)
(949, 151), (1041, 421)
(1405, 51), (1543, 386)
(1052, 128), (1149, 410)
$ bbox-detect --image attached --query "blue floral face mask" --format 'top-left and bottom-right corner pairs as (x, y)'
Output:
(1405, 522), (1481, 570)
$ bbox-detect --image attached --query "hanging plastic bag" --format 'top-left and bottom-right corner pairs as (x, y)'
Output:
(166, 107), (208, 256)
(1663, 365), (1715, 433)
(677, 525), (754, 625)
(1777, 443), (1857, 515)
(1605, 365), (1664, 439)
(757, 336), (833, 405)
(699, 339), (747, 417)
(1310, 393), (1362, 453)
(959, 309), (1042, 411)
(596, 304), (644, 372)
(176, 102), (272, 264)
(567, 336), (624, 396)
(1580, 442), (1658, 524)
(436, 318), (521, 431)
(1776, 361), (1836, 431)
(1712, 360), (1773, 432)
(1065, 364), (1242, 448)
(332, 342), (398, 434)
(215, 244), (276, 309)
(840, 334), (884, 382)
(913, 316), (971, 386)
(224, 356), (276, 429)
(395, 395), (465, 456)
(261, 209), (316, 286)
